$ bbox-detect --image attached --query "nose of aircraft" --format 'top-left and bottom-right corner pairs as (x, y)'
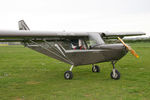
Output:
(122, 44), (128, 55)
(113, 43), (128, 57)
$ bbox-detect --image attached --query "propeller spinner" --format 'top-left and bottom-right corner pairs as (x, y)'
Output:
(118, 37), (139, 58)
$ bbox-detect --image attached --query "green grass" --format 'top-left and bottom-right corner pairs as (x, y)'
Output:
(0, 42), (150, 100)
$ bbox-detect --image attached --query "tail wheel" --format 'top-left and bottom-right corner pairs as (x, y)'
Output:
(64, 71), (73, 80)
(110, 69), (120, 80)
(92, 65), (100, 72)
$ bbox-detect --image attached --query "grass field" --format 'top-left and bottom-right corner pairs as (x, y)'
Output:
(0, 42), (150, 100)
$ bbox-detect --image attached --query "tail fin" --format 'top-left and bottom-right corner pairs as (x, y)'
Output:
(18, 20), (30, 30)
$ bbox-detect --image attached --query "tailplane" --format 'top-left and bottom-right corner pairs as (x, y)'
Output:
(18, 20), (30, 30)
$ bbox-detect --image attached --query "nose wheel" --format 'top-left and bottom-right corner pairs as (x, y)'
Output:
(110, 69), (120, 80)
(111, 61), (120, 80)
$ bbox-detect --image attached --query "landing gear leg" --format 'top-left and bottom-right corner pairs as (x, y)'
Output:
(64, 65), (74, 80)
(110, 61), (120, 80)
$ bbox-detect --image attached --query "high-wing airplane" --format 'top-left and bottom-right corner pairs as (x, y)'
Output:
(0, 20), (146, 80)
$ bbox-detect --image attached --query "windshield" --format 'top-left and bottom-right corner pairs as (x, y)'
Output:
(88, 33), (105, 47)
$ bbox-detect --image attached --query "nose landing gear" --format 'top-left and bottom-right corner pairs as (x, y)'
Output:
(110, 61), (120, 80)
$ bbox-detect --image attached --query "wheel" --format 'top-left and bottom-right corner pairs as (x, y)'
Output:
(110, 69), (120, 80)
(64, 71), (73, 80)
(92, 65), (100, 72)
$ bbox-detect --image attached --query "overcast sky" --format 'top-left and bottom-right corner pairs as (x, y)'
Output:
(0, 0), (149, 35)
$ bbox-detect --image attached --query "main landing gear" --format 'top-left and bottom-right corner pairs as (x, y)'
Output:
(64, 64), (101, 80)
(64, 65), (74, 80)
(110, 61), (120, 80)
(92, 65), (100, 72)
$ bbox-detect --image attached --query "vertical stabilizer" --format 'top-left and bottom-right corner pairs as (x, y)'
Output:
(18, 20), (30, 30)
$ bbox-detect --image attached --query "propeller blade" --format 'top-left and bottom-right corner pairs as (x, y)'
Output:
(118, 37), (139, 58)
(130, 49), (139, 58)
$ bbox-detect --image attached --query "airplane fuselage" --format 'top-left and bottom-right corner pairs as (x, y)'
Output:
(26, 37), (128, 66)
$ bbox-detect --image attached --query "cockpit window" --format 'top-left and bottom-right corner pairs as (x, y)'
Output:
(60, 38), (88, 50)
(60, 33), (106, 50)
(70, 39), (87, 50)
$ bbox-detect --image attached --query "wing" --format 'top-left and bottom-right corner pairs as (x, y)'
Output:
(0, 20), (146, 41)
(0, 30), (89, 42)
(0, 20), (89, 42)
(100, 32), (146, 39)
(0, 31), (146, 42)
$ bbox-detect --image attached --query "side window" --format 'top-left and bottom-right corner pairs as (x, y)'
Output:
(59, 38), (90, 50)
(70, 39), (87, 50)
(70, 39), (79, 49)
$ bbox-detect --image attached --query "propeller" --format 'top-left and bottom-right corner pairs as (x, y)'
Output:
(118, 37), (139, 58)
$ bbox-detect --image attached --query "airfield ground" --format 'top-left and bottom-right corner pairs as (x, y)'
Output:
(0, 42), (150, 100)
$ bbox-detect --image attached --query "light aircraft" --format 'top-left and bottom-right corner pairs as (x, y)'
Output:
(0, 20), (146, 80)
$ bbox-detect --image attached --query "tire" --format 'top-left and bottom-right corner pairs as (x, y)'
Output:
(92, 65), (100, 72)
(110, 69), (120, 80)
(64, 71), (73, 80)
